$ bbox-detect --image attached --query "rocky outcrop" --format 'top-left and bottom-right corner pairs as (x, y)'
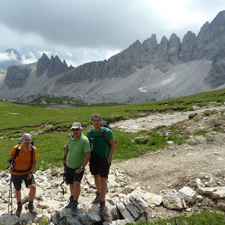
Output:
(155, 36), (169, 64)
(168, 33), (181, 65)
(1, 168), (225, 225)
(36, 54), (70, 78)
(179, 31), (196, 62)
(4, 65), (32, 89)
(36, 53), (50, 77)
(47, 55), (67, 78)
(205, 45), (225, 88)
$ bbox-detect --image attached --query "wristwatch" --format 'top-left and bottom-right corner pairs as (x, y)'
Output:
(108, 156), (112, 160)
(80, 166), (84, 169)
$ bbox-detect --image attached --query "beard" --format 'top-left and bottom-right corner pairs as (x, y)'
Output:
(24, 143), (30, 147)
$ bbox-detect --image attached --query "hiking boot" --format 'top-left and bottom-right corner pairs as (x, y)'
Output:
(16, 203), (22, 217)
(71, 201), (78, 217)
(28, 203), (37, 215)
(92, 191), (101, 204)
(99, 200), (105, 215)
(65, 196), (73, 208)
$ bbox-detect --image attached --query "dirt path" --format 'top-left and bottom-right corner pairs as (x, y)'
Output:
(111, 105), (225, 133)
(110, 104), (225, 219)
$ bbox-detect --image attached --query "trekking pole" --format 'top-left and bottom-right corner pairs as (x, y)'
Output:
(60, 146), (66, 155)
(60, 146), (68, 195)
(60, 165), (66, 195)
(8, 160), (14, 215)
(9, 176), (13, 215)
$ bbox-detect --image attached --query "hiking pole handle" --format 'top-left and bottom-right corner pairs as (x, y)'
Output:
(9, 161), (15, 170)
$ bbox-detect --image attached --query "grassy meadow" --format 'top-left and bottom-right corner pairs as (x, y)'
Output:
(1, 88), (225, 172)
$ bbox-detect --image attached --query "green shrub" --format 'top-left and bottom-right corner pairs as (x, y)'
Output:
(214, 123), (221, 127)
(194, 130), (208, 136)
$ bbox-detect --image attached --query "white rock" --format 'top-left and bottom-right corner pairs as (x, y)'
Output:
(163, 192), (183, 210)
(116, 202), (135, 222)
(110, 218), (131, 225)
(178, 186), (197, 203)
(198, 187), (217, 195)
(138, 192), (162, 208)
(123, 193), (148, 219)
(0, 214), (18, 225)
(196, 178), (205, 188)
(211, 187), (225, 199)
(87, 211), (102, 222)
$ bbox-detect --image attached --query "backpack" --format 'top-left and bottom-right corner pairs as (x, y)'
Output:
(102, 121), (111, 129)
(12, 139), (34, 173)
(89, 121), (112, 148)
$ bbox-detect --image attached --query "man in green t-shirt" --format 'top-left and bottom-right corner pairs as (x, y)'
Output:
(87, 114), (115, 215)
(62, 122), (91, 216)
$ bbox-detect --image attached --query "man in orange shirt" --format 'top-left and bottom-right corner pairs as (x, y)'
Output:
(8, 133), (37, 217)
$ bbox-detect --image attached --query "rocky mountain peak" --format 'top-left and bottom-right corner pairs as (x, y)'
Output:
(0, 49), (22, 70)
(6, 49), (21, 61)
(36, 53), (50, 77)
(168, 33), (180, 65)
(4, 65), (32, 89)
(142, 34), (158, 53)
(36, 53), (69, 78)
(179, 31), (196, 62)
(210, 10), (225, 40)
(155, 35), (169, 64)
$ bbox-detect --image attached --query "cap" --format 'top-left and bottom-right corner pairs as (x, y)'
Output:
(71, 122), (82, 129)
(23, 133), (32, 139)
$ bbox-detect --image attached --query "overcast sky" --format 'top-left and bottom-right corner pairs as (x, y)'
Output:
(0, 0), (224, 67)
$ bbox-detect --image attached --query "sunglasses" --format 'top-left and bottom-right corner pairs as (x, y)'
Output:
(92, 114), (101, 117)
(72, 128), (80, 131)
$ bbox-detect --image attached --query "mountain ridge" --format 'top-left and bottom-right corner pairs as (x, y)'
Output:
(1, 10), (225, 104)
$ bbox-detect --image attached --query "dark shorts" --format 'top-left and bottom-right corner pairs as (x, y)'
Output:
(89, 152), (111, 178)
(66, 165), (84, 184)
(11, 174), (36, 191)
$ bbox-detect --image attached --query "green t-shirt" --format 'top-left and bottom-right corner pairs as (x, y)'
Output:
(87, 127), (114, 157)
(66, 133), (91, 169)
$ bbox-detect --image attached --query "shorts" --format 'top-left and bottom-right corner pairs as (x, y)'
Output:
(66, 165), (84, 184)
(89, 152), (111, 178)
(11, 174), (36, 191)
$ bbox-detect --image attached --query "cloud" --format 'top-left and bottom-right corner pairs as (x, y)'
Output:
(0, 0), (224, 67)
(0, 51), (18, 62)
(21, 52), (38, 65)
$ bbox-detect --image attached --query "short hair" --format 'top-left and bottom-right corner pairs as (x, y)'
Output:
(91, 113), (102, 121)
